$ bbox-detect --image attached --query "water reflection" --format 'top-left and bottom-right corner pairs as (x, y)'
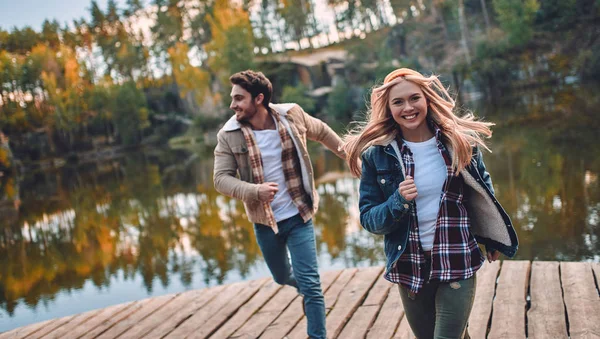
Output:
(1, 85), (599, 331)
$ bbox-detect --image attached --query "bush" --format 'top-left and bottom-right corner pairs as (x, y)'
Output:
(280, 84), (316, 112)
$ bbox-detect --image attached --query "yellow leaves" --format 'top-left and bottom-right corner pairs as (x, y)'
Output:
(168, 42), (211, 105)
(64, 55), (80, 88)
(204, 0), (254, 77)
(0, 148), (8, 165)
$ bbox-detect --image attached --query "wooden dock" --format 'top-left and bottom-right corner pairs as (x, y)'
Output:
(1, 261), (599, 338)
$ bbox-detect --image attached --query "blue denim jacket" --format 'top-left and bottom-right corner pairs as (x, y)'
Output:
(359, 141), (518, 276)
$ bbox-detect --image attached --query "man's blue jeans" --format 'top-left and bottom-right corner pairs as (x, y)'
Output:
(254, 214), (326, 339)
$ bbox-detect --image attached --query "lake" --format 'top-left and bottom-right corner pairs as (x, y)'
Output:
(1, 84), (599, 332)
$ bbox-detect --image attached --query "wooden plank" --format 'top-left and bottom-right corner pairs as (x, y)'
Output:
(468, 260), (500, 339)
(173, 278), (268, 338)
(143, 285), (227, 339)
(393, 315), (414, 339)
(323, 266), (383, 338)
(338, 269), (392, 339)
(29, 312), (90, 339)
(118, 285), (223, 338)
(260, 268), (356, 339)
(233, 270), (341, 339)
(592, 262), (600, 292)
(323, 268), (359, 313)
(160, 282), (246, 338)
(561, 262), (600, 339)
(80, 300), (149, 339)
(0, 319), (57, 339)
(95, 293), (177, 339)
(488, 260), (530, 339)
(362, 270), (392, 306)
(40, 308), (103, 339)
(527, 261), (568, 339)
(64, 301), (137, 339)
(208, 280), (283, 338)
(337, 305), (379, 339)
(284, 268), (360, 339)
(230, 286), (300, 339)
(367, 288), (403, 339)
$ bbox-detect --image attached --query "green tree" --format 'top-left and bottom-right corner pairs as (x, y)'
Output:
(325, 82), (360, 122)
(205, 0), (256, 78)
(281, 84), (316, 112)
(112, 81), (149, 145)
(492, 0), (540, 46)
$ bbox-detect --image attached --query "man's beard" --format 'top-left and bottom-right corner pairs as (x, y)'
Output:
(235, 102), (257, 122)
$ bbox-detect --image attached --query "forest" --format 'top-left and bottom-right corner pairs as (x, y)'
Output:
(0, 0), (599, 162)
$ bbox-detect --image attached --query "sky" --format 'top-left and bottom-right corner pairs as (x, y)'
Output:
(0, 0), (127, 31)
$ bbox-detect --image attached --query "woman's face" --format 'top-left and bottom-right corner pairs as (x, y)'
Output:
(388, 80), (430, 141)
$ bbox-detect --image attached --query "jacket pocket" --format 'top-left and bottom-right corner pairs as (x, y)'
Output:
(232, 145), (249, 167)
(231, 145), (252, 182)
(376, 170), (400, 197)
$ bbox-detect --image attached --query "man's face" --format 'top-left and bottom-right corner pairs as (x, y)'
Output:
(230, 85), (258, 123)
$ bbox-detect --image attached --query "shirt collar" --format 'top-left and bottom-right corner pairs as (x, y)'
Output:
(398, 119), (443, 154)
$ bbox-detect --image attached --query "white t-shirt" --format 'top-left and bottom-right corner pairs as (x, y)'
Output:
(403, 137), (447, 251)
(253, 128), (299, 222)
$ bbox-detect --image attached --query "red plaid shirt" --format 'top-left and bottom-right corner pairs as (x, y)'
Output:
(388, 124), (484, 293)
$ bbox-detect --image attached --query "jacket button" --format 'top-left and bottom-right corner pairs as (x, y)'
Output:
(380, 179), (386, 184)
(397, 245), (402, 250)
(403, 204), (409, 209)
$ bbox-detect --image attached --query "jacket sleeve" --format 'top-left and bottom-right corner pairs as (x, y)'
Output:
(299, 106), (346, 160)
(213, 130), (260, 201)
(475, 148), (495, 195)
(358, 153), (411, 235)
(474, 147), (502, 254)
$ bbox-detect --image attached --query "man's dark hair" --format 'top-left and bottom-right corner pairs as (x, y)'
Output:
(229, 70), (273, 108)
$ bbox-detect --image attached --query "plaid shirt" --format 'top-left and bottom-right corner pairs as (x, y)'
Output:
(388, 124), (484, 293)
(239, 110), (312, 233)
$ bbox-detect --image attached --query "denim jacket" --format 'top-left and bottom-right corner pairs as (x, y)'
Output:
(359, 140), (518, 276)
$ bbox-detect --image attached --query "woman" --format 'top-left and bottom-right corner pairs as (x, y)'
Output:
(342, 68), (518, 338)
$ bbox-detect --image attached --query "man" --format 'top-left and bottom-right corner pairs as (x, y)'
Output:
(213, 70), (345, 339)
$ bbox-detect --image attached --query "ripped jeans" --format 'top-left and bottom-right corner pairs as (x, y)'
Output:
(398, 274), (476, 339)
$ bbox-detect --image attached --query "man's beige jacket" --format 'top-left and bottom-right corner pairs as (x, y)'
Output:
(213, 103), (345, 226)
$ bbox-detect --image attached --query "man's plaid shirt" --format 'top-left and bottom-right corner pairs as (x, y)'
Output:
(387, 124), (485, 293)
(239, 110), (312, 233)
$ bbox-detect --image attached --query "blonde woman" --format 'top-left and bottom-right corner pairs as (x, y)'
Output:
(343, 68), (518, 338)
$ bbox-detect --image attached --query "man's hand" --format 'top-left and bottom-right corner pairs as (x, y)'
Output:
(398, 175), (418, 201)
(258, 182), (279, 202)
(486, 250), (500, 263)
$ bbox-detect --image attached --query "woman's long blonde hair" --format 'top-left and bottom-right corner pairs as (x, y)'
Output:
(342, 68), (493, 177)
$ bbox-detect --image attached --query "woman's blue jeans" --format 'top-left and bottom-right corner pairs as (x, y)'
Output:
(254, 214), (326, 339)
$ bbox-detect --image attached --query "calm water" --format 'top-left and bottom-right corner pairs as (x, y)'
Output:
(1, 85), (599, 331)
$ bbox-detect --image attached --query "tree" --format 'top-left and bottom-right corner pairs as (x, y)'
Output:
(168, 42), (211, 106)
(281, 84), (316, 112)
(41, 20), (61, 49)
(112, 82), (149, 145)
(278, 0), (312, 48)
(205, 0), (256, 78)
(492, 0), (540, 46)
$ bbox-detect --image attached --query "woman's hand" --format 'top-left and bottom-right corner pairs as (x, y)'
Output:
(486, 250), (500, 263)
(398, 175), (418, 201)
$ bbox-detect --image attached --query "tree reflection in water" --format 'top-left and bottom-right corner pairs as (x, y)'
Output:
(0, 85), (599, 330)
